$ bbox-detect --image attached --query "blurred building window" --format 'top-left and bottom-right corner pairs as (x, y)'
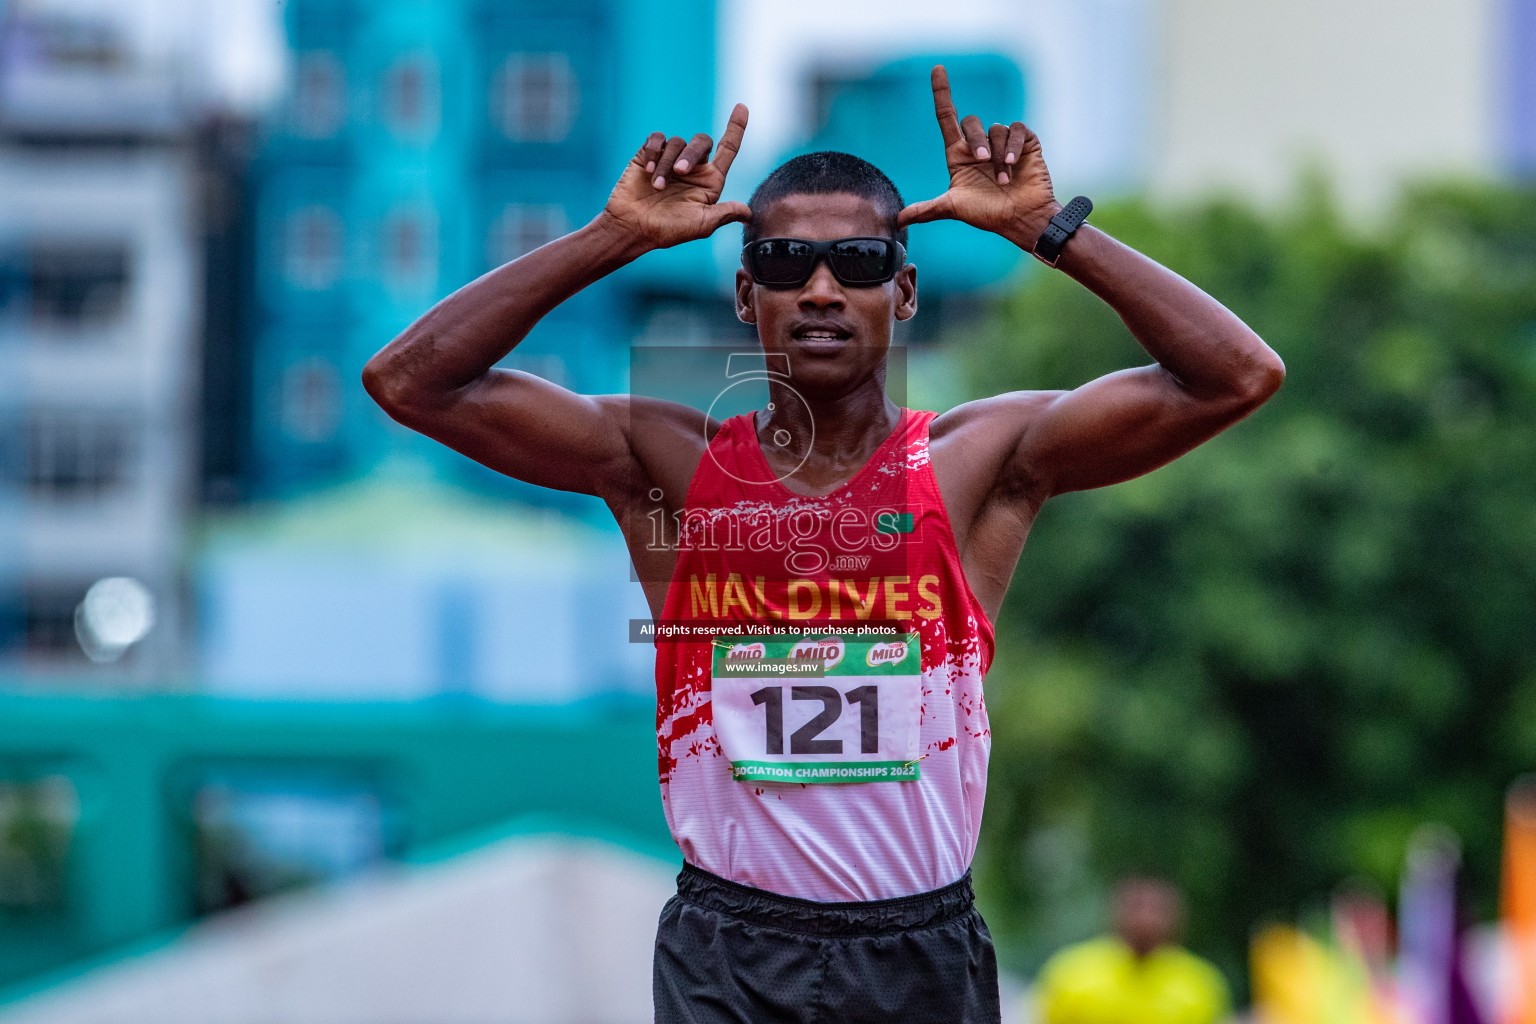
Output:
(0, 243), (130, 331)
(382, 207), (437, 291)
(8, 12), (125, 72)
(487, 203), (566, 266)
(492, 53), (577, 142)
(25, 411), (136, 501)
(291, 51), (346, 139)
(22, 584), (86, 660)
(0, 775), (79, 912)
(280, 357), (342, 443)
(29, 246), (129, 328)
(192, 778), (392, 916)
(0, 251), (23, 322)
(382, 52), (439, 140)
(282, 206), (344, 291)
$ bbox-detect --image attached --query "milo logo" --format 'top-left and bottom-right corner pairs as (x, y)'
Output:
(790, 637), (844, 668)
(865, 640), (909, 668)
(727, 642), (766, 659)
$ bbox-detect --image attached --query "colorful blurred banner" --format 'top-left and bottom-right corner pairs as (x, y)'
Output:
(1503, 779), (1536, 1024)
(1251, 822), (1498, 1024)
(1251, 923), (1394, 1024)
(1401, 826), (1463, 1024)
(1334, 887), (1395, 986)
(1336, 886), (1405, 1024)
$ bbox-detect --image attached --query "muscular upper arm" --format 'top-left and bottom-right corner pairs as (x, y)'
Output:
(365, 365), (702, 500)
(1009, 362), (1272, 497)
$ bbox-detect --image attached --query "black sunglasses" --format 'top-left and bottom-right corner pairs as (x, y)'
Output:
(741, 236), (907, 289)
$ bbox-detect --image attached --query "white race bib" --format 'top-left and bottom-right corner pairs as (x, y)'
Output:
(711, 633), (923, 784)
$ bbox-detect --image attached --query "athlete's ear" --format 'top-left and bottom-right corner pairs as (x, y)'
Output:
(894, 263), (917, 322)
(735, 268), (757, 324)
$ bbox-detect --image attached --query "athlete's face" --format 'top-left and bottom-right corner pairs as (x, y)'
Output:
(735, 192), (917, 398)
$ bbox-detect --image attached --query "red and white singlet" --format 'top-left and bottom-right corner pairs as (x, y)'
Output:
(654, 408), (996, 901)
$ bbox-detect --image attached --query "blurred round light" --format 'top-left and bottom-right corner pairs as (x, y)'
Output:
(75, 577), (156, 663)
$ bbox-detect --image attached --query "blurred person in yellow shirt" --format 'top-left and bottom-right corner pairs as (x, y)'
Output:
(1033, 877), (1231, 1024)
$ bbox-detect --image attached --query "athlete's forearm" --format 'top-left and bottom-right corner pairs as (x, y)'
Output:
(1053, 225), (1285, 401)
(362, 211), (651, 413)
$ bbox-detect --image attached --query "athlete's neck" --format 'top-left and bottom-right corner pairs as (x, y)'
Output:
(756, 378), (902, 494)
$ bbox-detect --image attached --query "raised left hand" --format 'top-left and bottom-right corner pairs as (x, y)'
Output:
(897, 65), (1060, 253)
(601, 104), (752, 251)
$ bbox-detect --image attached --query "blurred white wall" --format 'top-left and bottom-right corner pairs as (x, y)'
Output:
(723, 0), (1513, 213)
(0, 0), (218, 678)
(5, 0), (285, 114)
(1150, 0), (1499, 208)
(0, 150), (197, 677)
(719, 0), (1155, 199)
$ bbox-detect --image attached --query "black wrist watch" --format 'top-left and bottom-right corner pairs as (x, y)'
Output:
(1032, 195), (1093, 268)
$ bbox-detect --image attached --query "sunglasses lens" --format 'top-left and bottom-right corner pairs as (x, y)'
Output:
(828, 239), (893, 283)
(750, 239), (815, 285)
(746, 238), (899, 287)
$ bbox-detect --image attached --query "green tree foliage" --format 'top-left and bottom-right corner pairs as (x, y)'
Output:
(966, 183), (1536, 987)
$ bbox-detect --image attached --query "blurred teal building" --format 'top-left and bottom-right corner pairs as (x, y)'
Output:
(796, 53), (1028, 300)
(247, 0), (1032, 498)
(249, 0), (722, 500)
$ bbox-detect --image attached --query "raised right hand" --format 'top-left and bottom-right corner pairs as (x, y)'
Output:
(897, 66), (1059, 252)
(602, 104), (751, 250)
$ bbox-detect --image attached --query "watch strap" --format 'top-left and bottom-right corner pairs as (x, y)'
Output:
(1033, 195), (1093, 267)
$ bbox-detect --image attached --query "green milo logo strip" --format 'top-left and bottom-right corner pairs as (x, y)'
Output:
(712, 633), (918, 678)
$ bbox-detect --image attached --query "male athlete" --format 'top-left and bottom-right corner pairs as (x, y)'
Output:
(364, 67), (1283, 1024)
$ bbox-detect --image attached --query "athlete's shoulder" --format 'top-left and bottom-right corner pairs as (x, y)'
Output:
(926, 391), (1064, 508)
(613, 395), (724, 504)
(618, 395), (725, 438)
(929, 390), (1061, 447)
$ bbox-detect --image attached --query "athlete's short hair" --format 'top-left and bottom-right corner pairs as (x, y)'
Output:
(743, 151), (907, 247)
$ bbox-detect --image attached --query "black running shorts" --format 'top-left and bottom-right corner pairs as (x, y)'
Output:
(653, 863), (1001, 1023)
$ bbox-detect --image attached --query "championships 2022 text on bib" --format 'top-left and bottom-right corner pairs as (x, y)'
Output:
(711, 633), (923, 784)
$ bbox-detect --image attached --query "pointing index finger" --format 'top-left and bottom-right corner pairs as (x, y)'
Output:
(929, 65), (962, 147)
(712, 103), (749, 177)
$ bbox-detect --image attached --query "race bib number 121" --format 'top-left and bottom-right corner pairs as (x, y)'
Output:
(711, 633), (923, 784)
